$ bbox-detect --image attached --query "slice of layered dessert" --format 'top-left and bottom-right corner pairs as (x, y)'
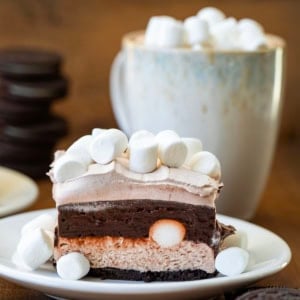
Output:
(49, 128), (234, 282)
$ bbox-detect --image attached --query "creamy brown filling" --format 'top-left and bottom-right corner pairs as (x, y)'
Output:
(54, 236), (216, 273)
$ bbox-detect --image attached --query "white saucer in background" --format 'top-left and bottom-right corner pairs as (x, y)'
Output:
(0, 166), (38, 217)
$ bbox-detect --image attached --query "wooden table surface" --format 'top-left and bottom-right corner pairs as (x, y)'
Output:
(0, 137), (299, 299)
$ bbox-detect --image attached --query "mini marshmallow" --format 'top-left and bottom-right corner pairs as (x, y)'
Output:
(16, 228), (53, 270)
(145, 16), (185, 48)
(56, 252), (90, 280)
(223, 230), (248, 249)
(66, 135), (93, 165)
(184, 16), (209, 45)
(238, 18), (264, 34)
(145, 16), (175, 47)
(89, 128), (128, 164)
(239, 29), (267, 51)
(159, 19), (185, 48)
(149, 219), (186, 248)
(210, 17), (240, 50)
(156, 130), (187, 168)
(197, 7), (225, 27)
(129, 130), (155, 147)
(182, 137), (203, 164)
(215, 247), (249, 276)
(129, 137), (158, 173)
(155, 130), (179, 143)
(21, 214), (56, 236)
(12, 251), (32, 271)
(188, 151), (221, 180)
(53, 154), (87, 183)
(91, 128), (106, 137)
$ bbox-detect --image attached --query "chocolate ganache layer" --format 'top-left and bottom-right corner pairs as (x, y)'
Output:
(58, 200), (215, 242)
(57, 200), (233, 245)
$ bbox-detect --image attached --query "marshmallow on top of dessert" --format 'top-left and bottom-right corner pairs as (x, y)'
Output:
(143, 7), (269, 51)
(49, 128), (222, 207)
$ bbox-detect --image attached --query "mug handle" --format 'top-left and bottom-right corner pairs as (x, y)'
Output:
(110, 51), (131, 135)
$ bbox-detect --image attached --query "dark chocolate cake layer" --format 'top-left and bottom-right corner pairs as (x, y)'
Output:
(89, 267), (218, 282)
(58, 200), (216, 243)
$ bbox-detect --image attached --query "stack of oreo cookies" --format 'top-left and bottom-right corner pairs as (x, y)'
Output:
(0, 48), (68, 178)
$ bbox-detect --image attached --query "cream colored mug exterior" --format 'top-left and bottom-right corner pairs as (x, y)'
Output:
(110, 31), (286, 219)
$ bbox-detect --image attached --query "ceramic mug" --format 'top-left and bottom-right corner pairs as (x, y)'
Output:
(110, 31), (286, 219)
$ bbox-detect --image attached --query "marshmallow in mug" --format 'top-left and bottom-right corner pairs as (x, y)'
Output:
(145, 16), (185, 48)
(144, 7), (267, 50)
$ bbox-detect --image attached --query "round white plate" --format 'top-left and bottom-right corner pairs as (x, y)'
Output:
(0, 167), (38, 217)
(0, 209), (291, 300)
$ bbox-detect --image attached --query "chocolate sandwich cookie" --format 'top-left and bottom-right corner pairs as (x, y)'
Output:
(0, 159), (52, 179)
(0, 48), (62, 79)
(0, 97), (50, 124)
(2, 115), (68, 145)
(236, 287), (300, 299)
(0, 138), (53, 162)
(0, 77), (68, 102)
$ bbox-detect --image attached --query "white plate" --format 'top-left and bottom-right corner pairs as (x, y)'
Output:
(0, 167), (38, 217)
(0, 209), (291, 300)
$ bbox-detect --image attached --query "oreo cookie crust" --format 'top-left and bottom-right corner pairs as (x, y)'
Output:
(0, 48), (62, 79)
(89, 268), (217, 282)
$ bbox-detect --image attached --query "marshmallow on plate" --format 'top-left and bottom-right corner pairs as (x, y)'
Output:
(145, 16), (185, 48)
(223, 230), (248, 249)
(66, 135), (93, 165)
(149, 219), (186, 248)
(53, 154), (87, 183)
(182, 137), (203, 164)
(129, 136), (158, 173)
(21, 214), (56, 236)
(16, 228), (53, 270)
(210, 17), (240, 50)
(188, 151), (221, 180)
(197, 7), (225, 27)
(56, 252), (90, 280)
(156, 130), (187, 168)
(184, 16), (209, 46)
(89, 128), (128, 164)
(215, 247), (249, 276)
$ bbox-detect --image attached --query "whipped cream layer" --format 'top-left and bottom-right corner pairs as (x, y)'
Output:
(52, 158), (221, 207)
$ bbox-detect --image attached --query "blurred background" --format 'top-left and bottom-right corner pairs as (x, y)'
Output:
(0, 0), (298, 146)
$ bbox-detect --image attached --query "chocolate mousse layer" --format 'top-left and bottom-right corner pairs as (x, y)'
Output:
(58, 200), (216, 243)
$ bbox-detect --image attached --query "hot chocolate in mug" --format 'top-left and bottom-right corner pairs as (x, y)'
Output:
(110, 31), (285, 219)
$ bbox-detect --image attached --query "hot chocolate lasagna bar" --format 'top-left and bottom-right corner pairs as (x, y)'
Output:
(49, 129), (234, 282)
